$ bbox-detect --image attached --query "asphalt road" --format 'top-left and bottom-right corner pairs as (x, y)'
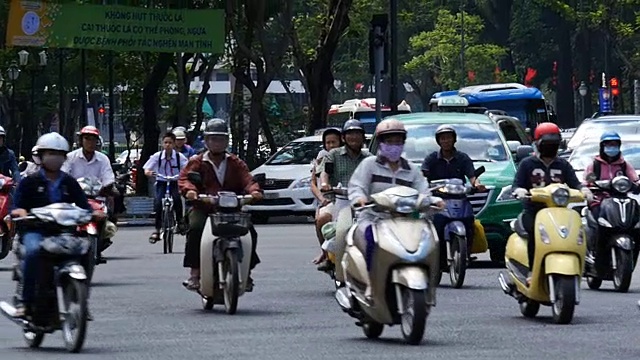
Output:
(1, 220), (640, 360)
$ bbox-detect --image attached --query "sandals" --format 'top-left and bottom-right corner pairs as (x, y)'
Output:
(182, 277), (200, 291)
(149, 232), (160, 244)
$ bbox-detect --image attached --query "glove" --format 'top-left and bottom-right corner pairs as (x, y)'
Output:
(513, 187), (529, 200)
(581, 187), (594, 202)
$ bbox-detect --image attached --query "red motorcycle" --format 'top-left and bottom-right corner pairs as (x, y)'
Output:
(77, 178), (109, 278)
(0, 175), (14, 260)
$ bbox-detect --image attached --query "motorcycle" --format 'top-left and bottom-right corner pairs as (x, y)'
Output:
(0, 175), (15, 260)
(0, 203), (94, 353)
(77, 177), (117, 271)
(582, 175), (640, 292)
(335, 186), (442, 345)
(186, 172), (257, 314)
(319, 185), (351, 287)
(498, 183), (586, 324)
(429, 166), (485, 288)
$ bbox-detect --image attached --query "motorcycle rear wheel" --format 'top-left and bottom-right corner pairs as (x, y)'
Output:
(362, 322), (384, 339)
(586, 276), (602, 290)
(23, 330), (44, 348)
(223, 250), (239, 314)
(519, 300), (540, 318)
(0, 231), (11, 260)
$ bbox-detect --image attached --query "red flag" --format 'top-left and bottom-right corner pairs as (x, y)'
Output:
(524, 67), (537, 85)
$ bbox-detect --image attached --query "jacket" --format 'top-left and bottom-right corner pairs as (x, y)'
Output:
(178, 152), (260, 213)
(0, 147), (20, 183)
(14, 171), (91, 212)
(583, 155), (639, 183)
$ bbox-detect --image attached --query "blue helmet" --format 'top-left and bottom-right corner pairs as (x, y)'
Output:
(600, 132), (621, 143)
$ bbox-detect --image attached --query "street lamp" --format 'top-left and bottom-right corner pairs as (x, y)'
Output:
(7, 61), (20, 127)
(579, 81), (588, 121)
(18, 50), (47, 155)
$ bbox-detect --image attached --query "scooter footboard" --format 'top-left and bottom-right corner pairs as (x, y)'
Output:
(544, 253), (582, 276)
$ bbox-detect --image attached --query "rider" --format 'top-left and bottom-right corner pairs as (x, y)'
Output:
(316, 119), (370, 270)
(178, 119), (263, 291)
(582, 131), (639, 255)
(421, 125), (486, 266)
(62, 126), (117, 252)
(0, 126), (21, 184)
(11, 132), (104, 318)
(144, 132), (188, 242)
(173, 129), (197, 158)
(20, 146), (41, 177)
(348, 119), (444, 285)
(511, 122), (592, 282)
(311, 128), (342, 265)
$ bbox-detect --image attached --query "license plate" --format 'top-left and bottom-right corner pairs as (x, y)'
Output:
(263, 192), (279, 200)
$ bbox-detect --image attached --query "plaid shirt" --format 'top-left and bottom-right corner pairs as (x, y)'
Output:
(323, 146), (371, 187)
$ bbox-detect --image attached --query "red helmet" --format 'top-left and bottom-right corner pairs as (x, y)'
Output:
(79, 126), (100, 137)
(534, 122), (561, 142)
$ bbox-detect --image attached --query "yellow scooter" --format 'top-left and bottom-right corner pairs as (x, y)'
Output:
(498, 183), (586, 324)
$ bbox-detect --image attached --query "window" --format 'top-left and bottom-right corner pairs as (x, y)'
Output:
(215, 72), (229, 81)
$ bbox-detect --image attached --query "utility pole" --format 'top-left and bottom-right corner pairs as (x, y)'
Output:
(460, 1), (466, 88)
(389, 0), (398, 113)
(369, 14), (389, 124)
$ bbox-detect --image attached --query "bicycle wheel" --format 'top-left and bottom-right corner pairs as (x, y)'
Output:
(162, 205), (172, 254)
(167, 209), (175, 253)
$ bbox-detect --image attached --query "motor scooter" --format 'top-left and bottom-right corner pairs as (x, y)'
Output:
(319, 185), (351, 287)
(0, 203), (93, 353)
(0, 175), (15, 261)
(498, 183), (586, 324)
(582, 175), (640, 292)
(335, 186), (442, 345)
(186, 172), (260, 314)
(429, 166), (485, 288)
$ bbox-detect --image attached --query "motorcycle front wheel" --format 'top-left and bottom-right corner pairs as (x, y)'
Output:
(61, 278), (89, 353)
(613, 248), (633, 293)
(223, 250), (239, 314)
(399, 286), (429, 345)
(551, 275), (576, 325)
(449, 235), (467, 289)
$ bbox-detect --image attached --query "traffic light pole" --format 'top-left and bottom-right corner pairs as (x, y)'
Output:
(370, 15), (388, 124)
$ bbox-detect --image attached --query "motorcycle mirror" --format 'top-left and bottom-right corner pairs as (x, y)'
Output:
(474, 166), (485, 178)
(253, 173), (266, 187)
(187, 171), (203, 186)
(586, 173), (597, 183)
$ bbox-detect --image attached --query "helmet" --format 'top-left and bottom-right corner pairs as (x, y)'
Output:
(0, 126), (5, 136)
(203, 118), (229, 136)
(600, 131), (621, 143)
(435, 125), (457, 143)
(533, 122), (561, 142)
(79, 125), (100, 137)
(173, 129), (187, 140)
(375, 119), (407, 138)
(172, 126), (187, 134)
(36, 132), (70, 153)
(342, 119), (364, 134)
(97, 136), (103, 148)
(322, 127), (341, 141)
(31, 145), (39, 156)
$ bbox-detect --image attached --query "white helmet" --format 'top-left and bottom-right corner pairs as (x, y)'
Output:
(173, 129), (187, 140)
(31, 145), (39, 156)
(0, 126), (5, 136)
(36, 132), (70, 153)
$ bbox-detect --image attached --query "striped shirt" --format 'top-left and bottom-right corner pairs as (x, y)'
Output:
(323, 146), (371, 187)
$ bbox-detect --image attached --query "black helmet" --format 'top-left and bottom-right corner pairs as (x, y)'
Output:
(435, 124), (457, 144)
(204, 118), (229, 136)
(342, 119), (364, 134)
(322, 127), (341, 141)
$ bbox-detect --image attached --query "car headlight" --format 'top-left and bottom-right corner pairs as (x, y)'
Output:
(394, 196), (418, 214)
(496, 185), (516, 202)
(612, 176), (632, 193)
(293, 176), (312, 189)
(218, 194), (239, 208)
(551, 188), (570, 207)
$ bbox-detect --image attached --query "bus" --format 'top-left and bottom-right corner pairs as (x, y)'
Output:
(429, 83), (550, 129)
(326, 98), (412, 134)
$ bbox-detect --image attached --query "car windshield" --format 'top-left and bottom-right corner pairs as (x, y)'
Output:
(569, 142), (640, 171)
(403, 123), (509, 162)
(567, 120), (640, 149)
(266, 141), (323, 165)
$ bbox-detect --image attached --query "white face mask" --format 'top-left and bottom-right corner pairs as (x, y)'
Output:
(33, 156), (41, 165)
(41, 154), (66, 171)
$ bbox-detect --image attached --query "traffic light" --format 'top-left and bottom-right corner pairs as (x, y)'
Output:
(610, 77), (620, 112)
(98, 106), (105, 115)
(368, 14), (389, 75)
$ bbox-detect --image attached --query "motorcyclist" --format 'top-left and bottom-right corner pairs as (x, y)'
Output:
(316, 119), (371, 270)
(310, 128), (342, 265)
(173, 128), (197, 158)
(0, 126), (21, 184)
(11, 132), (104, 318)
(348, 119), (444, 287)
(20, 146), (41, 178)
(62, 126), (117, 255)
(582, 131), (639, 256)
(178, 119), (263, 291)
(511, 122), (592, 283)
(144, 132), (189, 242)
(421, 124), (486, 266)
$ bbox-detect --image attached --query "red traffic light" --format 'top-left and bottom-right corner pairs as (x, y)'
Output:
(612, 88), (620, 96)
(98, 107), (105, 114)
(610, 77), (619, 87)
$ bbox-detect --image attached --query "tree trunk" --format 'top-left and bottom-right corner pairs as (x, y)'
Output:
(194, 56), (216, 141)
(305, 60), (335, 132)
(137, 52), (173, 196)
(555, 21), (575, 128)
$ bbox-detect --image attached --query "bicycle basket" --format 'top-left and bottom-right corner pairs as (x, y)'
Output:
(209, 212), (251, 237)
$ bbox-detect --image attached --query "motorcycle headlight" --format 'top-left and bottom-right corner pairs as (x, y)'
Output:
(218, 194), (239, 208)
(612, 176), (632, 193)
(551, 188), (570, 207)
(293, 176), (312, 189)
(440, 183), (466, 195)
(394, 196), (418, 214)
(496, 185), (516, 202)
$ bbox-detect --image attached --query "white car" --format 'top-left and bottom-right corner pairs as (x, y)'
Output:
(245, 135), (324, 223)
(116, 149), (142, 165)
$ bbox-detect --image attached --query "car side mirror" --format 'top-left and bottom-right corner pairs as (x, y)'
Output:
(187, 171), (203, 187)
(253, 173), (266, 187)
(506, 140), (521, 153)
(515, 145), (534, 163)
(474, 166), (485, 178)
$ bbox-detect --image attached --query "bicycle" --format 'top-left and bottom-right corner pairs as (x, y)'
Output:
(156, 174), (180, 254)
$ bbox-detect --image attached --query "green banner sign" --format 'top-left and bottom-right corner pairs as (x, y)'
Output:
(7, 1), (225, 53)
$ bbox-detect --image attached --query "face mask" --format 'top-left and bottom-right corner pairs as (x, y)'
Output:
(537, 143), (559, 158)
(205, 136), (227, 154)
(33, 156), (41, 165)
(41, 154), (66, 171)
(379, 143), (404, 162)
(604, 146), (620, 157)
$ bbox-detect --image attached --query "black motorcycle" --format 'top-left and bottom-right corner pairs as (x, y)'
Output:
(583, 175), (640, 293)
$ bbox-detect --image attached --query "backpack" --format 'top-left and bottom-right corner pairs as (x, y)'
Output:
(592, 159), (626, 181)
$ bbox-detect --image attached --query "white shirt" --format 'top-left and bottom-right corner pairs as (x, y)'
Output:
(203, 151), (228, 186)
(62, 149), (116, 186)
(143, 150), (188, 177)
